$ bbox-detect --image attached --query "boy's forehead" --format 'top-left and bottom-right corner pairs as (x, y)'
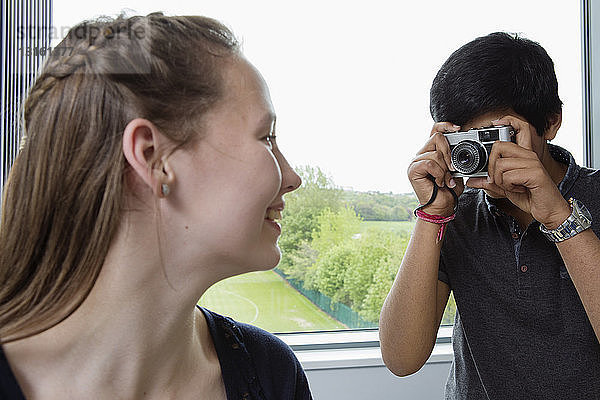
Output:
(462, 109), (518, 129)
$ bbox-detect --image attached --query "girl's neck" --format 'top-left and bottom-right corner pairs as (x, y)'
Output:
(3, 215), (223, 399)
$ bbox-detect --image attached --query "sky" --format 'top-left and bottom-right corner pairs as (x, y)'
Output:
(51, 1), (582, 194)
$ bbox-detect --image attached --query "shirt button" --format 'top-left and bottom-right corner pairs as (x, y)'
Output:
(512, 233), (519, 239)
(520, 265), (528, 273)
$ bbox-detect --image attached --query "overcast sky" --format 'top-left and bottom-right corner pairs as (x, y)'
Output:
(52, 1), (582, 194)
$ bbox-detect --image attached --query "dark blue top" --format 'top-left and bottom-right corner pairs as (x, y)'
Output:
(0, 307), (312, 399)
(439, 145), (600, 399)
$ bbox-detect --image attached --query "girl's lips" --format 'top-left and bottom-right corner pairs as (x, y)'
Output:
(265, 203), (284, 234)
(265, 218), (281, 234)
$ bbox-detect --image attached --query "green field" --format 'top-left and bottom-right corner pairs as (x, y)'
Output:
(199, 270), (346, 333)
(200, 220), (420, 333)
(360, 220), (416, 236)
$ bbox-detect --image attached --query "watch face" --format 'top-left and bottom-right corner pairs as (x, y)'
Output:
(573, 199), (593, 222)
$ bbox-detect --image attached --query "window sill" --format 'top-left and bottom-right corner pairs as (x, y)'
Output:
(277, 326), (454, 371)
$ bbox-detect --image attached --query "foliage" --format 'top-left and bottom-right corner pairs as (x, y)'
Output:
(277, 165), (456, 326)
(308, 224), (409, 322)
(306, 242), (357, 304)
(342, 190), (418, 221)
(442, 292), (457, 325)
(278, 165), (343, 278)
(286, 240), (318, 281)
(310, 206), (362, 254)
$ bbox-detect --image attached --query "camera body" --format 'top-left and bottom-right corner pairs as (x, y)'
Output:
(444, 125), (515, 177)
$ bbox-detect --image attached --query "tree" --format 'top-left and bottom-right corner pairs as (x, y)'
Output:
(307, 242), (358, 305)
(342, 190), (417, 221)
(360, 254), (402, 322)
(278, 166), (342, 278)
(310, 206), (362, 254)
(309, 224), (409, 322)
(276, 164), (422, 324)
(286, 240), (318, 281)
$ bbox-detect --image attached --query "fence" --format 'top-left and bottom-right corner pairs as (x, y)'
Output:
(274, 268), (375, 329)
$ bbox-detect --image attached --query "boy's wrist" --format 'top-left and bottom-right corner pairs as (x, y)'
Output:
(419, 205), (455, 218)
(414, 209), (456, 243)
(539, 203), (572, 230)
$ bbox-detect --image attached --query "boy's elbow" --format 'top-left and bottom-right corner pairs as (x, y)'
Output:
(380, 347), (426, 377)
(387, 363), (422, 378)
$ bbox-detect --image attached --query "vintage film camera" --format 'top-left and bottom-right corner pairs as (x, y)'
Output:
(443, 125), (516, 177)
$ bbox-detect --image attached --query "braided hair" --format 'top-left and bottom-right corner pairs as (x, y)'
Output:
(0, 12), (240, 342)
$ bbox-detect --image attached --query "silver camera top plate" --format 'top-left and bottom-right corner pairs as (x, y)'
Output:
(444, 125), (515, 177)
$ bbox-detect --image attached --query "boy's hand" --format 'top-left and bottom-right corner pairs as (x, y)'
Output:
(466, 115), (570, 229)
(408, 122), (465, 217)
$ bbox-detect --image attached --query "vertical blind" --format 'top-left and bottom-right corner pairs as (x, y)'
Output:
(1, 0), (52, 198)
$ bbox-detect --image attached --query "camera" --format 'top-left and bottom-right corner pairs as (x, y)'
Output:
(444, 125), (515, 177)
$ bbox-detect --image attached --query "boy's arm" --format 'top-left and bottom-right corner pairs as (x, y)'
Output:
(379, 122), (460, 376)
(379, 219), (450, 376)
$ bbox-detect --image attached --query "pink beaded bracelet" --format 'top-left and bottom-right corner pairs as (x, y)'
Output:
(414, 209), (456, 243)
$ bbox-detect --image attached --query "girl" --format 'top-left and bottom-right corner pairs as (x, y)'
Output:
(0, 12), (310, 400)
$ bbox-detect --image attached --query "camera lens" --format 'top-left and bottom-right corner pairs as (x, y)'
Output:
(451, 140), (487, 175)
(457, 150), (472, 166)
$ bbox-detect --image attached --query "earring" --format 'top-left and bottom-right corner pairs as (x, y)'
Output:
(161, 183), (170, 197)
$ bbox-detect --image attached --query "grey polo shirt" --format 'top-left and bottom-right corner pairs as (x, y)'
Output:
(439, 144), (600, 400)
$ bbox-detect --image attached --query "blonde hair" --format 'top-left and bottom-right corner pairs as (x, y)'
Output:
(0, 12), (239, 342)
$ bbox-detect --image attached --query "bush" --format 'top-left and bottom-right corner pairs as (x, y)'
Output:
(277, 164), (438, 325)
(309, 226), (409, 322)
(278, 166), (342, 278)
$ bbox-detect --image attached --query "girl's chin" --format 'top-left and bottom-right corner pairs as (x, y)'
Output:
(262, 251), (281, 270)
(247, 248), (281, 272)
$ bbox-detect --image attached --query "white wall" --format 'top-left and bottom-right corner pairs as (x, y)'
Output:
(583, 0), (600, 167)
(306, 362), (452, 400)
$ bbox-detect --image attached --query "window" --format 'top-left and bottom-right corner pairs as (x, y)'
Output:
(1, 0), (52, 195)
(49, 0), (582, 334)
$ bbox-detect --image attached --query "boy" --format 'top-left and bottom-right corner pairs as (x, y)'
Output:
(379, 32), (600, 399)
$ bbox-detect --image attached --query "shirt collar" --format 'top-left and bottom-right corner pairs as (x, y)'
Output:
(483, 143), (580, 214)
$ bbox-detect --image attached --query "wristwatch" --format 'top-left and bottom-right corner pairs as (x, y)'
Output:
(539, 198), (592, 242)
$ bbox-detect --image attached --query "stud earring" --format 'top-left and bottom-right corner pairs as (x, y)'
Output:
(161, 183), (170, 197)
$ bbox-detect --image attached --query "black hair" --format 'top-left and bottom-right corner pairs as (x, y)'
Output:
(430, 32), (562, 136)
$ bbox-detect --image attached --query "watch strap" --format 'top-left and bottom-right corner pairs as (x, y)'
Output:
(539, 198), (592, 243)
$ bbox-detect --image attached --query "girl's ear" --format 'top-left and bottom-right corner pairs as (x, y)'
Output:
(544, 111), (562, 141)
(122, 118), (175, 197)
(154, 157), (175, 198)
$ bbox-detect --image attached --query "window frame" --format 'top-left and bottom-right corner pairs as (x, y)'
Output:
(582, 0), (600, 168)
(277, 326), (454, 371)
(3, 0), (593, 371)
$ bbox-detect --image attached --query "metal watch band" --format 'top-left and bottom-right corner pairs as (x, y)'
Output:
(539, 198), (592, 243)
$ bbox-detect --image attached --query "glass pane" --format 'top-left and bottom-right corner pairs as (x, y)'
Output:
(53, 0), (580, 333)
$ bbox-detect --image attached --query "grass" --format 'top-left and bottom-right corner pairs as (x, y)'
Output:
(199, 270), (346, 333)
(199, 220), (441, 333)
(360, 220), (416, 236)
